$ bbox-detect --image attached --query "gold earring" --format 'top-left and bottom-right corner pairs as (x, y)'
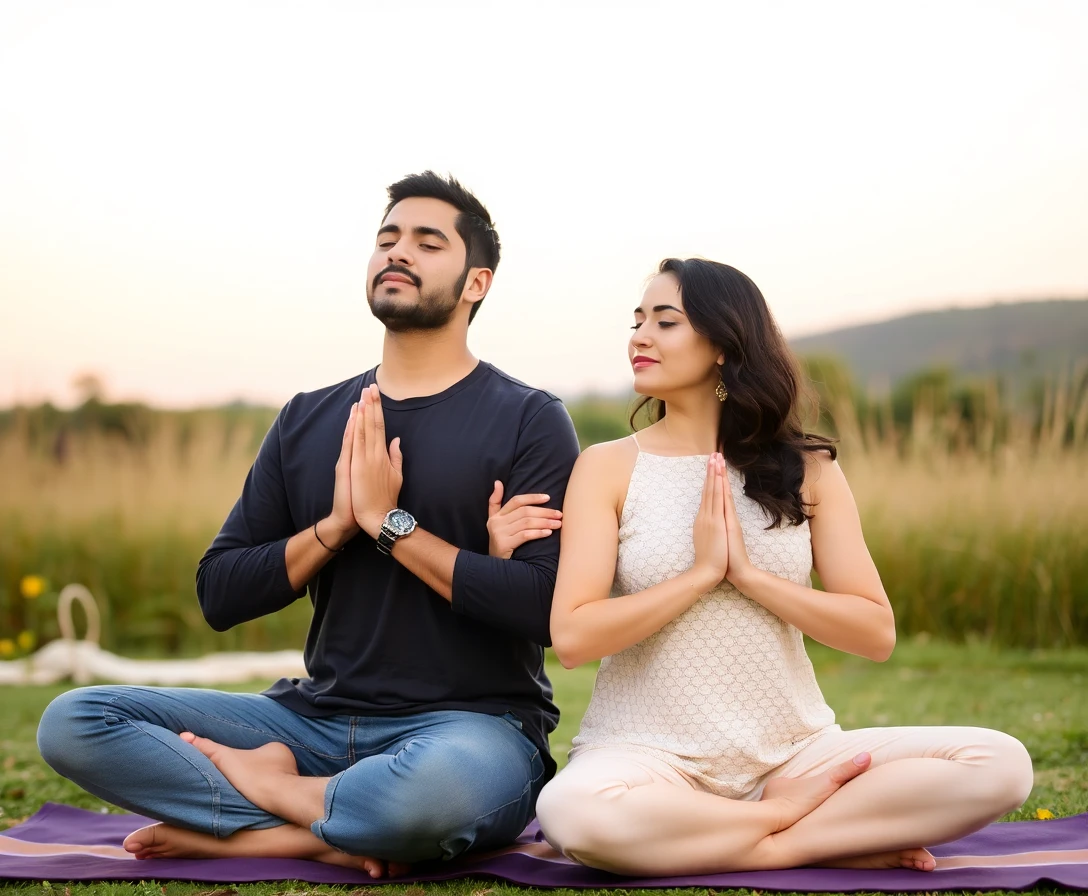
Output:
(715, 378), (729, 402)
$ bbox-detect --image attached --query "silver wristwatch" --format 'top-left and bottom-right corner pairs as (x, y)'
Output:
(376, 508), (416, 555)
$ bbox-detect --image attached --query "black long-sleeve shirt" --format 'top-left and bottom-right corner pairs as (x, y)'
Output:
(196, 362), (581, 774)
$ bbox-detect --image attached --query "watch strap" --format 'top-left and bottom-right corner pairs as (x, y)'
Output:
(376, 528), (396, 555)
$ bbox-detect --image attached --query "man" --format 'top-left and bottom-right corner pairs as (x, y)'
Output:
(38, 172), (581, 876)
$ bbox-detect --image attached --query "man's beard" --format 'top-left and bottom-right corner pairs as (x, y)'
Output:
(367, 268), (468, 333)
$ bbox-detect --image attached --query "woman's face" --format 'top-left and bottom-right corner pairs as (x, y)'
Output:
(629, 273), (723, 399)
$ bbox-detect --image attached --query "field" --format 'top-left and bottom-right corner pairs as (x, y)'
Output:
(3, 639), (1088, 896)
(0, 372), (1086, 894)
(1, 378), (1086, 654)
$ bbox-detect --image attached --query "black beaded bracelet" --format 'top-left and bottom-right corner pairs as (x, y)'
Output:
(313, 521), (344, 553)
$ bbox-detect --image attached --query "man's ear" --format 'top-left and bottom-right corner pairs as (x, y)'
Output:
(462, 267), (493, 307)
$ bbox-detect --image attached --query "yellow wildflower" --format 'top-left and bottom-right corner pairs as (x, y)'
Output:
(0, 639), (13, 658)
(1035, 808), (1055, 820)
(20, 575), (46, 599)
(17, 630), (36, 651)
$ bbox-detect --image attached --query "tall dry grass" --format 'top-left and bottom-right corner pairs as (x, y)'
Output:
(822, 369), (1087, 647)
(0, 410), (313, 655)
(1, 375), (1085, 653)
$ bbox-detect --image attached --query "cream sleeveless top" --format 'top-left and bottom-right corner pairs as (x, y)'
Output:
(569, 439), (838, 797)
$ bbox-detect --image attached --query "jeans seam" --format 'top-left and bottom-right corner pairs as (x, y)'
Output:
(444, 743), (544, 854)
(313, 768), (347, 849)
(102, 692), (349, 761)
(435, 760), (538, 857)
(117, 718), (225, 837)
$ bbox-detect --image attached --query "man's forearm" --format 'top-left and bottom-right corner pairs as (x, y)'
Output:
(285, 517), (358, 590)
(387, 527), (458, 602)
(358, 513), (553, 640)
(384, 528), (552, 643)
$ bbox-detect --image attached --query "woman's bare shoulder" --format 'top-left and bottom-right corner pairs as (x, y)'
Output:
(801, 447), (841, 503)
(574, 435), (638, 475)
(569, 436), (640, 503)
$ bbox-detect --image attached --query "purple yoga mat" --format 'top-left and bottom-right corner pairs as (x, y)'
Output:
(2, 803), (1087, 890)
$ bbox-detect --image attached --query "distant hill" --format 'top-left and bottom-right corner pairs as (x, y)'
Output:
(790, 299), (1088, 386)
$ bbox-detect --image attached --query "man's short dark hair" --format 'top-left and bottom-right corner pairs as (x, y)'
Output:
(384, 171), (501, 323)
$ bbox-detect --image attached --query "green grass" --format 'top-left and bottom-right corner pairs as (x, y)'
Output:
(2, 639), (1087, 896)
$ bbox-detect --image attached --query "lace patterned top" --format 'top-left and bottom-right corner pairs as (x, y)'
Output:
(569, 442), (838, 797)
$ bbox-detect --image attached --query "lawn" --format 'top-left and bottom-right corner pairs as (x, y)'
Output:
(3, 637), (1087, 896)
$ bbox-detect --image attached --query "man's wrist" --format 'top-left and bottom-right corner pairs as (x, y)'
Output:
(358, 509), (394, 541)
(319, 516), (358, 551)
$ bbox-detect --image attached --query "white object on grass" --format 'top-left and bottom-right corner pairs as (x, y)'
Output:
(0, 584), (306, 686)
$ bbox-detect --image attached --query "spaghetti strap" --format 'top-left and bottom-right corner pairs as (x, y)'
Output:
(630, 433), (641, 451)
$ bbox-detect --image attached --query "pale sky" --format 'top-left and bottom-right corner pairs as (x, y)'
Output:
(1, 0), (1086, 408)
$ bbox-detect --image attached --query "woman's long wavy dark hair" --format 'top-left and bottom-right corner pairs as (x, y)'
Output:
(631, 258), (836, 528)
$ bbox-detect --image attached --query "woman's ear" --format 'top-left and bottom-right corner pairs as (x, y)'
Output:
(717, 351), (726, 366)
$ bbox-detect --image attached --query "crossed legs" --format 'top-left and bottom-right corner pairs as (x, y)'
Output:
(536, 726), (1033, 876)
(38, 687), (543, 875)
(123, 714), (543, 872)
(123, 737), (405, 877)
(759, 725), (1034, 868)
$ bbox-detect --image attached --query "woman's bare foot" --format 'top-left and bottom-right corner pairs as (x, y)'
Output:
(122, 821), (410, 878)
(818, 846), (936, 871)
(760, 753), (872, 831)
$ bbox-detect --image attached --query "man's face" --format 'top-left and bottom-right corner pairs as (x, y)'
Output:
(366, 197), (469, 332)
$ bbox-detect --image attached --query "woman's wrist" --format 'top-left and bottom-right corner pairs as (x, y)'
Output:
(728, 564), (766, 597)
(688, 564), (725, 594)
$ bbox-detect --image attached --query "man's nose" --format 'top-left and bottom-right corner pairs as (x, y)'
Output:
(386, 238), (413, 266)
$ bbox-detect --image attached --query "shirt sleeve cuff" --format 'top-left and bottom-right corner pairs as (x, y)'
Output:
(451, 547), (476, 615)
(270, 536), (307, 599)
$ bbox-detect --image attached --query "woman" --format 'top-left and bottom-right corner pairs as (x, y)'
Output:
(534, 258), (1033, 876)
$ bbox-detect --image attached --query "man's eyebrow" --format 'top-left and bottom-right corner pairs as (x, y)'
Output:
(414, 226), (450, 243)
(376, 224), (450, 243)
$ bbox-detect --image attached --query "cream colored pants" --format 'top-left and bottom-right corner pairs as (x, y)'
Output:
(536, 726), (1034, 874)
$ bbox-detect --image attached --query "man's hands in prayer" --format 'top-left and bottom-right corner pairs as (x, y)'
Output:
(325, 384), (562, 557)
(351, 383), (404, 540)
(318, 401), (362, 550)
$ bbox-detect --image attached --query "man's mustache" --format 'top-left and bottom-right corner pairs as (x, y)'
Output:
(373, 265), (422, 290)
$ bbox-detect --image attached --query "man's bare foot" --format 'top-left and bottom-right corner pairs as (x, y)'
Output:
(818, 846), (936, 871)
(760, 753), (872, 831)
(122, 821), (411, 878)
(179, 732), (299, 812)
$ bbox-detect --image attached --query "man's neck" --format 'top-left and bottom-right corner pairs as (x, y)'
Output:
(375, 327), (479, 400)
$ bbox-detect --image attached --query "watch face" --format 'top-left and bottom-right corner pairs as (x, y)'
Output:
(385, 509), (416, 536)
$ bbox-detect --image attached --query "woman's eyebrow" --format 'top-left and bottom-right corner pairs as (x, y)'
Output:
(633, 304), (684, 314)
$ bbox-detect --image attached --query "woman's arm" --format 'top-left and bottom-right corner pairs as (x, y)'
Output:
(724, 451), (896, 662)
(549, 442), (726, 668)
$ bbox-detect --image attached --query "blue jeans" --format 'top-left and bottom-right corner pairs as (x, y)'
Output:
(37, 686), (546, 862)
